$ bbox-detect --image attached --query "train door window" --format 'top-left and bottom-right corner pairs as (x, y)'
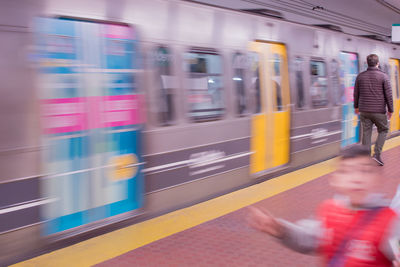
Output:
(183, 49), (224, 121)
(271, 53), (283, 111)
(232, 52), (248, 116)
(396, 64), (399, 99)
(310, 60), (328, 108)
(249, 52), (261, 114)
(330, 59), (342, 105)
(294, 57), (305, 109)
(155, 46), (174, 126)
(389, 61), (399, 99)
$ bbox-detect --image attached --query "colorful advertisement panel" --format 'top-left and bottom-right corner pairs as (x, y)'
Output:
(340, 52), (360, 147)
(36, 17), (144, 235)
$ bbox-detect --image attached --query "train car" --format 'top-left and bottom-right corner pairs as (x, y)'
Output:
(1, 0), (400, 264)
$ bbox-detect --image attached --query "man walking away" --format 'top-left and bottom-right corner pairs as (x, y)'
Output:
(354, 54), (393, 166)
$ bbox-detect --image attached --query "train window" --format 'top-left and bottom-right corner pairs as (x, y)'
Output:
(294, 57), (305, 109)
(363, 61), (368, 71)
(330, 59), (342, 105)
(310, 60), (328, 108)
(272, 53), (283, 111)
(381, 63), (389, 74)
(155, 46), (174, 126)
(232, 52), (247, 116)
(249, 52), (261, 114)
(184, 49), (224, 121)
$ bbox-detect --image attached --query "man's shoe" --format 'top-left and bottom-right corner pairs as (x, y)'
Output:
(372, 154), (384, 166)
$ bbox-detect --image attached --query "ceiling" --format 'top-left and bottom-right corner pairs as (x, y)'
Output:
(189, 0), (400, 39)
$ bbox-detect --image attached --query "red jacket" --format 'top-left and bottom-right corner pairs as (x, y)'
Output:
(318, 200), (397, 267)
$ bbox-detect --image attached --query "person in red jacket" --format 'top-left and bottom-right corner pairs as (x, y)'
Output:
(249, 145), (400, 267)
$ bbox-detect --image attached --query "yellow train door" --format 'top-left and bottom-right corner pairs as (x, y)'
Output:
(249, 41), (291, 175)
(389, 59), (400, 133)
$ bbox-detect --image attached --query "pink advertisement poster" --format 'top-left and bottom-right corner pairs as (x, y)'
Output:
(42, 94), (144, 134)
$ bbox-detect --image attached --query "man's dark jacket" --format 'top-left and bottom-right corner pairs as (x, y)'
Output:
(353, 67), (393, 114)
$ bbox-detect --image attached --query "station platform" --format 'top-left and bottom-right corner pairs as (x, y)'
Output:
(11, 136), (400, 267)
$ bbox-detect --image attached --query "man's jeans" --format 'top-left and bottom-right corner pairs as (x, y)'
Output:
(360, 112), (389, 155)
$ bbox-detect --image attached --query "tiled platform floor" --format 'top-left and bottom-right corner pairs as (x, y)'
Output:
(96, 145), (400, 267)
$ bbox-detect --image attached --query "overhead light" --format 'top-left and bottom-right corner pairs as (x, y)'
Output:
(360, 35), (388, 42)
(313, 24), (343, 32)
(240, 9), (284, 19)
(233, 77), (242, 81)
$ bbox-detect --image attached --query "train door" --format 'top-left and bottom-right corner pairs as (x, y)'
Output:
(249, 41), (290, 175)
(339, 52), (360, 147)
(36, 18), (144, 235)
(389, 58), (400, 133)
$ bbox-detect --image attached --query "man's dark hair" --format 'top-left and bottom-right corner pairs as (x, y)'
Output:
(340, 145), (371, 159)
(367, 54), (379, 67)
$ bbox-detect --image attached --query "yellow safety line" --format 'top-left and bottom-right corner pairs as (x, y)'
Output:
(12, 136), (400, 267)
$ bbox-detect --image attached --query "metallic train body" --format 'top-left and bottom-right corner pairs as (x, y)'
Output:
(1, 0), (400, 263)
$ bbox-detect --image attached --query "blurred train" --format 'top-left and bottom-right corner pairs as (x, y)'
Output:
(1, 0), (400, 264)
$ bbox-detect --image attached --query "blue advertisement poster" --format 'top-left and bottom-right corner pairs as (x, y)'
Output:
(340, 52), (360, 147)
(36, 17), (144, 235)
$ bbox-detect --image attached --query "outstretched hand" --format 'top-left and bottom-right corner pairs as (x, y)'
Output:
(248, 206), (284, 238)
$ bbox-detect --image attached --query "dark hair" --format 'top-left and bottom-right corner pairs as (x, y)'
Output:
(367, 54), (379, 67)
(340, 145), (371, 159)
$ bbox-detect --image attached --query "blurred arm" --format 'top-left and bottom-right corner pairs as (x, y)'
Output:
(248, 206), (322, 254)
(380, 217), (400, 262)
(354, 76), (360, 111)
(279, 218), (322, 254)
